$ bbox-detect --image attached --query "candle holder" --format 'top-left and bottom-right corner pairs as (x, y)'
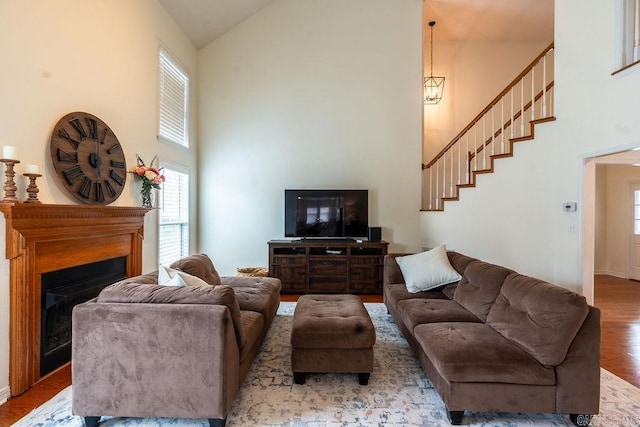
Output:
(1, 159), (21, 202)
(23, 173), (42, 204)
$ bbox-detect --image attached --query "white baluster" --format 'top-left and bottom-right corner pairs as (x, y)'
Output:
(501, 96), (505, 153)
(450, 149), (454, 197)
(531, 66), (535, 122)
(510, 89), (514, 139)
(428, 166), (432, 210)
(520, 78), (525, 136)
(466, 132), (470, 184)
(542, 54), (547, 117)
(435, 160), (439, 210)
(491, 105), (495, 156)
(482, 116), (486, 169)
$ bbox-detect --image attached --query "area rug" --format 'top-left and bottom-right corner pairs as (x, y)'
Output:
(14, 303), (640, 426)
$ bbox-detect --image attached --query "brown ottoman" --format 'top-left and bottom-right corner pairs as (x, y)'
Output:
(291, 294), (376, 385)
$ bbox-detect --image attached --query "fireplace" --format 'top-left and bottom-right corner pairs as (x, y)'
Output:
(40, 256), (127, 376)
(0, 203), (149, 396)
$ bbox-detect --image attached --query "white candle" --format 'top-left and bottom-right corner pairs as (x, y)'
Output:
(25, 164), (39, 174)
(2, 145), (17, 160)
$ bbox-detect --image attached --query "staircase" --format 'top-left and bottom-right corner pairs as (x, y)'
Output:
(422, 43), (555, 211)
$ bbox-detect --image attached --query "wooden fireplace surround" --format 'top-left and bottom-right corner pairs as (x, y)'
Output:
(0, 203), (149, 396)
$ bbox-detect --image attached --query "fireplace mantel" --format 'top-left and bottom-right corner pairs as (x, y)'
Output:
(0, 203), (149, 396)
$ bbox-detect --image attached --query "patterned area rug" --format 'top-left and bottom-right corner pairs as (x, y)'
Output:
(15, 303), (640, 426)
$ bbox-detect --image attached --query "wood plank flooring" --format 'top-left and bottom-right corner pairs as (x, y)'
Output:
(1, 284), (638, 426)
(594, 275), (640, 388)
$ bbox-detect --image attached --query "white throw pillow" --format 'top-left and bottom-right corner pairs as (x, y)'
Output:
(396, 245), (461, 293)
(158, 265), (208, 287)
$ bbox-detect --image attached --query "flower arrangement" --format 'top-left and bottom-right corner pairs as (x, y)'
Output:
(130, 154), (165, 207)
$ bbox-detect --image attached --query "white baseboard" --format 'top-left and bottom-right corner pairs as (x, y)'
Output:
(0, 385), (9, 405)
(594, 270), (628, 279)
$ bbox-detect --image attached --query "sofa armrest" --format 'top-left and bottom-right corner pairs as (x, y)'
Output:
(383, 253), (412, 286)
(554, 305), (601, 415)
(72, 302), (241, 420)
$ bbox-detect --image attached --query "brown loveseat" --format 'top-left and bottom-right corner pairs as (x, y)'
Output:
(72, 253), (281, 427)
(384, 251), (600, 426)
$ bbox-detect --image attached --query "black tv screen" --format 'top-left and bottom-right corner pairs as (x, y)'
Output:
(284, 189), (368, 239)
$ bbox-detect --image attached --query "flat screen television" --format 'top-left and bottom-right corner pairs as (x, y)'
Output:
(284, 189), (368, 239)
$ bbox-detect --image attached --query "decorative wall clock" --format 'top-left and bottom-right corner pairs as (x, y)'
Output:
(50, 112), (127, 205)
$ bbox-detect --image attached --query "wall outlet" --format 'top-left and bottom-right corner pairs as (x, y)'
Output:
(568, 224), (578, 232)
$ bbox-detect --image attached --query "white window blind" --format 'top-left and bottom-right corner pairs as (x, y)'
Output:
(617, 0), (640, 70)
(159, 164), (189, 266)
(159, 47), (189, 147)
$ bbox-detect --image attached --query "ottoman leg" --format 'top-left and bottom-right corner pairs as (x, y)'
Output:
(294, 372), (306, 385)
(358, 373), (370, 385)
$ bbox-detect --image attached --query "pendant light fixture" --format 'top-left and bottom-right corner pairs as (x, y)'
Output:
(424, 21), (445, 105)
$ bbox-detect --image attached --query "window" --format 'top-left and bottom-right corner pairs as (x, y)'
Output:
(159, 163), (189, 266)
(615, 0), (640, 73)
(159, 46), (189, 147)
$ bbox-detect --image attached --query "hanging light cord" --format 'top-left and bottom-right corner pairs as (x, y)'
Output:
(429, 21), (435, 77)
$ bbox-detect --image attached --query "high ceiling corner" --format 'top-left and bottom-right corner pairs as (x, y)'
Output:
(158, 0), (274, 50)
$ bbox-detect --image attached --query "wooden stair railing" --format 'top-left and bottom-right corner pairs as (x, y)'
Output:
(422, 43), (555, 211)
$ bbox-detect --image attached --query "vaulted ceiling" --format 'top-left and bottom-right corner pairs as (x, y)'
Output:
(159, 0), (554, 51)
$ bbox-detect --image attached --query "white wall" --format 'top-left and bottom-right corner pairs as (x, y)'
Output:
(421, 0), (640, 296)
(423, 41), (550, 160)
(197, 0), (423, 275)
(0, 0), (197, 400)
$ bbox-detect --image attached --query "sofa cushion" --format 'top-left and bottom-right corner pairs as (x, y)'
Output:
(414, 322), (555, 385)
(239, 310), (265, 363)
(384, 283), (449, 316)
(396, 245), (462, 293)
(170, 253), (222, 286)
(221, 276), (281, 323)
(97, 283), (245, 347)
(447, 251), (478, 276)
(486, 273), (589, 366)
(397, 298), (482, 332)
(453, 260), (513, 321)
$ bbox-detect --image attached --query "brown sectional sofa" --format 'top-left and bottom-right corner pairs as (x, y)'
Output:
(72, 253), (281, 427)
(384, 251), (600, 426)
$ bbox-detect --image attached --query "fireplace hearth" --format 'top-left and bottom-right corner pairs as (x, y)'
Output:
(40, 256), (127, 376)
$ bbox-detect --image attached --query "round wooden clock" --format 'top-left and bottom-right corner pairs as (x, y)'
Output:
(50, 112), (127, 205)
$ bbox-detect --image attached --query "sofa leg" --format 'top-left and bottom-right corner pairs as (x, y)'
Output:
(82, 416), (100, 427)
(569, 414), (593, 426)
(208, 418), (226, 427)
(447, 410), (464, 425)
(293, 372), (306, 385)
(358, 373), (370, 385)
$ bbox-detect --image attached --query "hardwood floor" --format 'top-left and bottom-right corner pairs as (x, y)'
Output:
(1, 285), (637, 425)
(594, 275), (640, 388)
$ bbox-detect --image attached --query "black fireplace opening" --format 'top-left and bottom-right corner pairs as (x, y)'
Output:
(40, 256), (127, 376)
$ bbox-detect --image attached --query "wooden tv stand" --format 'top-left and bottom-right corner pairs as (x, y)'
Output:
(268, 239), (389, 294)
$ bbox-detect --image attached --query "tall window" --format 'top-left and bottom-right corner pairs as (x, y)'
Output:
(159, 46), (189, 147)
(616, 0), (640, 72)
(159, 163), (189, 266)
